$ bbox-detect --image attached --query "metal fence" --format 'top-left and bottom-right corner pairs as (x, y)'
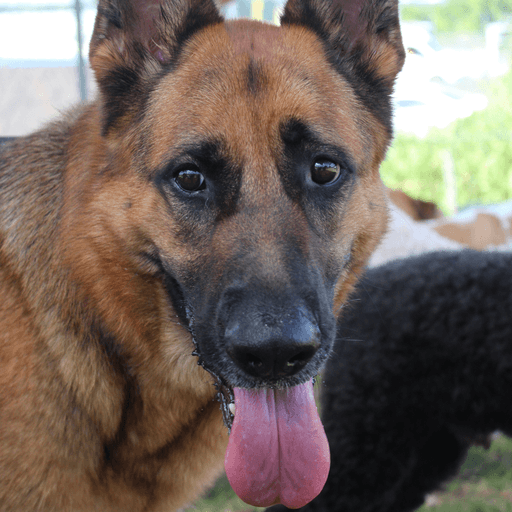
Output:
(0, 1), (95, 101)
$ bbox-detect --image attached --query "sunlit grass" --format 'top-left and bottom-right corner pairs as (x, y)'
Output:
(417, 435), (512, 512)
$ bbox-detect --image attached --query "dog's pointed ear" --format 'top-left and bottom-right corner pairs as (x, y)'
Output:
(90, 0), (223, 65)
(89, 0), (222, 135)
(281, 0), (404, 126)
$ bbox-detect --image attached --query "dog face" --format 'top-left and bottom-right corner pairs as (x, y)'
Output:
(60, 0), (403, 506)
(146, 23), (370, 390)
(82, 0), (403, 389)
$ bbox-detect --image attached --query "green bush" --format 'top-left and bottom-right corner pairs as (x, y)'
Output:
(381, 63), (512, 214)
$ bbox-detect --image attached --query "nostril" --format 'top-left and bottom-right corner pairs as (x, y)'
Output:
(287, 347), (317, 367)
(227, 345), (271, 378)
(242, 352), (264, 370)
(279, 345), (318, 376)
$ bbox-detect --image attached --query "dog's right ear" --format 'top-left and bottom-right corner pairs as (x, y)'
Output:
(89, 0), (223, 134)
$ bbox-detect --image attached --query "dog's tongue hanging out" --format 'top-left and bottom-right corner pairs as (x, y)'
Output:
(224, 380), (330, 508)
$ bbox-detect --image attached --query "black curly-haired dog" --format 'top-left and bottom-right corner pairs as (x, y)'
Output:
(267, 249), (512, 512)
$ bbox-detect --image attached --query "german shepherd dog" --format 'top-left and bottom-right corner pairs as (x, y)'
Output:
(0, 0), (404, 510)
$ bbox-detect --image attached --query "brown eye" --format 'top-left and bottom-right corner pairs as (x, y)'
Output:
(311, 159), (341, 185)
(175, 169), (205, 192)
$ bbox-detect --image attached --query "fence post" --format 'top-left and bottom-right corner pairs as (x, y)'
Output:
(440, 149), (458, 216)
(263, 0), (277, 23)
(74, 0), (87, 102)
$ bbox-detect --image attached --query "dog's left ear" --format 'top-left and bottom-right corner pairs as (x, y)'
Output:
(89, 0), (223, 134)
(281, 0), (404, 128)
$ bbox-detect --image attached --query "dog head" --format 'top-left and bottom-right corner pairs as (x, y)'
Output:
(70, 0), (404, 506)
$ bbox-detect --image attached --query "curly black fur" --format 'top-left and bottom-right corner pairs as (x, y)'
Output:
(267, 249), (512, 512)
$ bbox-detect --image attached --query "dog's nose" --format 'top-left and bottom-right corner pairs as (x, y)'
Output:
(223, 302), (322, 380)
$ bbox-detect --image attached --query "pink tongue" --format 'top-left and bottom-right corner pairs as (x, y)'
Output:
(224, 380), (330, 509)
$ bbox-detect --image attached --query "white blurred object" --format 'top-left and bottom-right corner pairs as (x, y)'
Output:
(392, 21), (511, 137)
(393, 79), (488, 137)
(368, 201), (462, 268)
(400, 21), (510, 84)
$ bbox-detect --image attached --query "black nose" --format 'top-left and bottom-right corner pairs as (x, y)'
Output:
(223, 301), (322, 380)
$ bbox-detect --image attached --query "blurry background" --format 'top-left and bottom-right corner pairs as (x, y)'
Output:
(0, 0), (511, 214)
(1, 1), (512, 511)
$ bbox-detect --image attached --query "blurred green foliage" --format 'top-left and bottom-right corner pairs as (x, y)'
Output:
(401, 0), (512, 33)
(381, 61), (512, 214)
